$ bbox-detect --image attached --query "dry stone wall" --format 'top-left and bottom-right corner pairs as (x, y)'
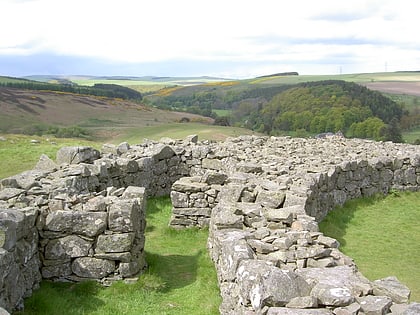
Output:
(168, 135), (420, 314)
(0, 135), (419, 314)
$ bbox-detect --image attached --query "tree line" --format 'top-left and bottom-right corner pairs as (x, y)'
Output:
(0, 81), (142, 101)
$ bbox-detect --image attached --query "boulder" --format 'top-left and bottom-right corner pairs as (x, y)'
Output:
(56, 146), (100, 164)
(296, 266), (372, 301)
(256, 190), (286, 208)
(372, 276), (410, 303)
(267, 309), (332, 315)
(236, 259), (311, 310)
(35, 154), (57, 171)
(71, 257), (115, 278)
(108, 199), (142, 233)
(95, 233), (135, 253)
(356, 295), (392, 315)
(44, 235), (92, 260)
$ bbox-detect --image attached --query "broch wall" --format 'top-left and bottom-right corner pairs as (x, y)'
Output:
(0, 135), (419, 314)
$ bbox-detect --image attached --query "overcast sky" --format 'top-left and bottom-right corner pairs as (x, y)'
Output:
(1, 0), (419, 78)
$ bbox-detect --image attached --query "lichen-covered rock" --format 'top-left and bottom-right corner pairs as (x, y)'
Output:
(95, 233), (134, 253)
(372, 276), (411, 303)
(236, 259), (311, 310)
(56, 146), (100, 164)
(71, 257), (115, 278)
(356, 295), (392, 315)
(108, 199), (141, 233)
(44, 235), (92, 259)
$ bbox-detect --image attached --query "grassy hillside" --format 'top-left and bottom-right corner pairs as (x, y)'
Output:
(0, 87), (216, 141)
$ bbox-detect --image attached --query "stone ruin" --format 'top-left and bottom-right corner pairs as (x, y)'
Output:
(0, 135), (419, 314)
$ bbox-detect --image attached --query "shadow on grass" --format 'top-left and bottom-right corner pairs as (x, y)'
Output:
(16, 280), (105, 315)
(318, 195), (380, 247)
(145, 250), (202, 292)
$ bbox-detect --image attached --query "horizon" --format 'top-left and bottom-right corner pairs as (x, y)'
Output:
(1, 0), (420, 78)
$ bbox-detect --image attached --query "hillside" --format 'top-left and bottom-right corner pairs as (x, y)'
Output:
(0, 87), (212, 141)
(255, 80), (403, 141)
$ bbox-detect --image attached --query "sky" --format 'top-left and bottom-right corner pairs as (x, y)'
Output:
(1, 0), (419, 78)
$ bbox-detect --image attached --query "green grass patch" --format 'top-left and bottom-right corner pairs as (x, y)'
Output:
(319, 191), (420, 301)
(213, 109), (232, 117)
(402, 128), (420, 144)
(17, 197), (221, 315)
(111, 123), (258, 144)
(0, 134), (100, 179)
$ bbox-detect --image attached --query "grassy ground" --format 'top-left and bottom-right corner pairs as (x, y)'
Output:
(110, 123), (258, 144)
(319, 191), (420, 301)
(402, 128), (420, 144)
(17, 197), (221, 315)
(0, 134), (100, 179)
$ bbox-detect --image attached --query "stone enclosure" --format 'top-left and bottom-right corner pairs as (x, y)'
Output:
(0, 135), (419, 314)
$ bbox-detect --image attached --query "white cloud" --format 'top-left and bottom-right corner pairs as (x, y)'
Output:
(1, 0), (420, 76)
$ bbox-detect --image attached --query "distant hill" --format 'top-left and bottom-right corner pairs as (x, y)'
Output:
(0, 87), (212, 140)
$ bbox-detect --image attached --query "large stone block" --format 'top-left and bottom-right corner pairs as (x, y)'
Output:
(108, 199), (142, 233)
(95, 233), (134, 253)
(56, 146), (100, 164)
(71, 257), (115, 278)
(72, 211), (108, 237)
(236, 259), (311, 311)
(44, 235), (92, 260)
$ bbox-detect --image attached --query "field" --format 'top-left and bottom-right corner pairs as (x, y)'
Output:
(319, 192), (420, 301)
(249, 71), (420, 85)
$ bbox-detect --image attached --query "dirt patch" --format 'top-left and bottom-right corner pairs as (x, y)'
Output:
(362, 82), (420, 96)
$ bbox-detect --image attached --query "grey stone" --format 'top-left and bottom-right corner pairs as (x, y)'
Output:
(44, 235), (92, 259)
(211, 202), (244, 229)
(403, 302), (420, 315)
(296, 266), (372, 298)
(170, 191), (189, 208)
(202, 171), (228, 185)
(96, 233), (135, 253)
(172, 177), (208, 192)
(356, 295), (392, 315)
(0, 188), (24, 201)
(72, 211), (108, 237)
(119, 256), (147, 277)
(333, 302), (360, 315)
(71, 257), (115, 278)
(236, 259), (311, 310)
(256, 190), (286, 208)
(311, 282), (354, 306)
(41, 261), (72, 279)
(202, 158), (223, 170)
(372, 276), (411, 303)
(35, 154), (57, 171)
(108, 199), (142, 233)
(56, 146), (100, 164)
(151, 144), (175, 160)
(267, 309), (332, 315)
(285, 296), (318, 308)
(317, 235), (340, 248)
(263, 208), (294, 224)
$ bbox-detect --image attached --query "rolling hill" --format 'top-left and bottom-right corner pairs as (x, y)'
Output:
(0, 86), (213, 141)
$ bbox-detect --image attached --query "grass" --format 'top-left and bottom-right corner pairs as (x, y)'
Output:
(17, 196), (221, 315)
(250, 72), (420, 85)
(403, 128), (420, 144)
(111, 123), (258, 144)
(213, 109), (232, 117)
(0, 134), (100, 179)
(319, 191), (420, 301)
